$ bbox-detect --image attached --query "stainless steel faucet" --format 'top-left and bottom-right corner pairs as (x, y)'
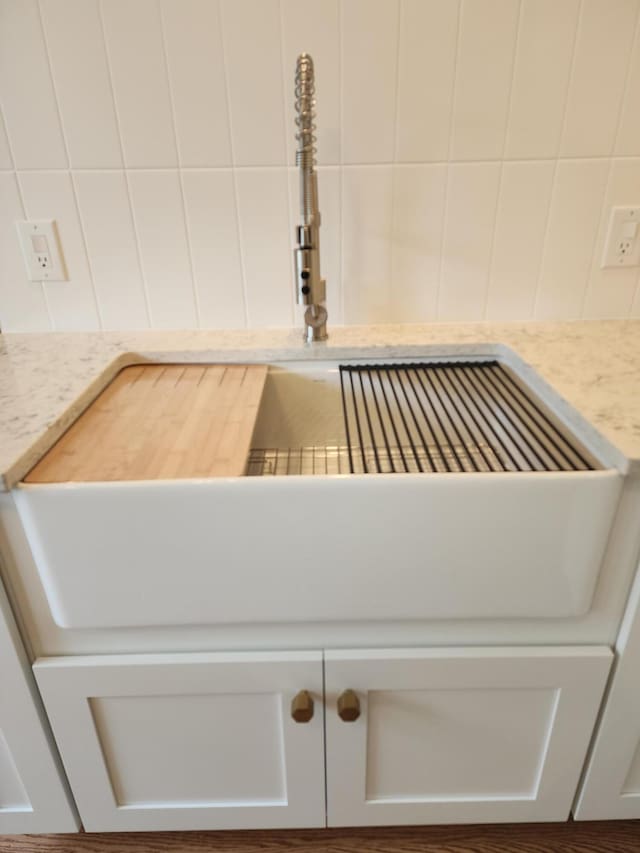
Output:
(293, 53), (327, 343)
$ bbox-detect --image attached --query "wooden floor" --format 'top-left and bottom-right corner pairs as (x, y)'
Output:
(2, 822), (640, 853)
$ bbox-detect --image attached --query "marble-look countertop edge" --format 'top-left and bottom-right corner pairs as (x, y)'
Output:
(1, 320), (639, 490)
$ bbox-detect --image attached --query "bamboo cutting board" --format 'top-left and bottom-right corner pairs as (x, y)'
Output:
(25, 364), (268, 483)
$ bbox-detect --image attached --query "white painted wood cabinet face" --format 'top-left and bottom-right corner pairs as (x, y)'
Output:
(34, 645), (612, 832)
(33, 651), (325, 832)
(0, 578), (78, 833)
(574, 570), (640, 819)
(324, 647), (612, 827)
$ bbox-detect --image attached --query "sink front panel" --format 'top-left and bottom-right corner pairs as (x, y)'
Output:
(14, 470), (621, 630)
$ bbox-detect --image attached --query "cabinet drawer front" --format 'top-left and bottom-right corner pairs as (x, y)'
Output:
(34, 651), (325, 832)
(325, 646), (611, 826)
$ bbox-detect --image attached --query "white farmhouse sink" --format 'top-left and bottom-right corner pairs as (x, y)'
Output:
(14, 357), (622, 630)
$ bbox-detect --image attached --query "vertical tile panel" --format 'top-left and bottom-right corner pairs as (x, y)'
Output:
(390, 164), (447, 321)
(395, 0), (459, 162)
(450, 0), (520, 161)
(505, 0), (580, 159)
(0, 173), (51, 331)
(74, 171), (149, 329)
(535, 160), (609, 320)
(128, 171), (197, 328)
(182, 170), (246, 328)
(0, 0), (67, 168)
(0, 110), (13, 169)
(161, 0), (232, 167)
(341, 0), (399, 164)
(583, 159), (640, 318)
(287, 166), (342, 325)
(342, 166), (394, 323)
(235, 169), (292, 326)
(101, 0), (177, 167)
(19, 171), (100, 330)
(615, 14), (640, 156)
(439, 163), (501, 320)
(560, 0), (637, 158)
(485, 161), (555, 320)
(220, 0), (286, 166)
(40, 0), (122, 168)
(281, 0), (340, 165)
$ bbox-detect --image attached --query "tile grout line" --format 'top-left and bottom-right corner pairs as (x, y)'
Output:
(7, 154), (640, 173)
(579, 0), (640, 320)
(36, 0), (102, 330)
(435, 0), (463, 320)
(157, 0), (202, 330)
(483, 0), (523, 321)
(531, 0), (584, 321)
(217, 0), (251, 329)
(97, 0), (154, 329)
(388, 0), (403, 321)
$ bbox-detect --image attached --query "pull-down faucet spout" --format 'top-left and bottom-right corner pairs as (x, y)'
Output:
(293, 53), (327, 343)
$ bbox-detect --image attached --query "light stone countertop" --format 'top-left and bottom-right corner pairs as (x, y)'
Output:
(1, 320), (639, 490)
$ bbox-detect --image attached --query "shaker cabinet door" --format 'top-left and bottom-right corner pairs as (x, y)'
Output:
(34, 651), (325, 832)
(325, 646), (611, 827)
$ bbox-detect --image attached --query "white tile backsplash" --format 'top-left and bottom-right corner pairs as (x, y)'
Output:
(395, 0), (459, 163)
(485, 161), (555, 320)
(181, 169), (245, 328)
(341, 0), (399, 164)
(583, 158), (640, 318)
(342, 166), (394, 323)
(234, 169), (292, 327)
(161, 0), (232, 167)
(0, 0), (67, 169)
(450, 0), (520, 161)
(18, 171), (100, 330)
(616, 14), (640, 157)
(560, 0), (638, 158)
(1, 0), (640, 332)
(439, 163), (501, 320)
(0, 173), (50, 331)
(74, 171), (149, 329)
(535, 159), (610, 320)
(390, 164), (447, 321)
(101, 0), (177, 168)
(220, 0), (286, 167)
(40, 0), (122, 169)
(127, 170), (197, 328)
(504, 0), (579, 160)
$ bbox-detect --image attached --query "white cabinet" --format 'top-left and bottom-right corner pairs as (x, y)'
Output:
(35, 645), (611, 832)
(0, 577), (78, 833)
(575, 567), (640, 819)
(34, 651), (325, 832)
(324, 647), (611, 826)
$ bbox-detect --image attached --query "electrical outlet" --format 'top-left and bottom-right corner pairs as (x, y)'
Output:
(601, 206), (640, 268)
(16, 219), (68, 282)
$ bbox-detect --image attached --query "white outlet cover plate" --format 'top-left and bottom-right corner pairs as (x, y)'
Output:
(601, 206), (640, 268)
(16, 220), (68, 282)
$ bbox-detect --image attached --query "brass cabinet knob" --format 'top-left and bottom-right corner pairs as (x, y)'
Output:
(291, 690), (314, 723)
(337, 689), (361, 722)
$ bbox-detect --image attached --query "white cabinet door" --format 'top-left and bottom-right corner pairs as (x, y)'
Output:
(0, 578), (78, 833)
(325, 646), (611, 827)
(34, 651), (325, 832)
(575, 569), (640, 819)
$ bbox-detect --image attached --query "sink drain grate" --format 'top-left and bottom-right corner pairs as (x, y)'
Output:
(338, 361), (596, 474)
